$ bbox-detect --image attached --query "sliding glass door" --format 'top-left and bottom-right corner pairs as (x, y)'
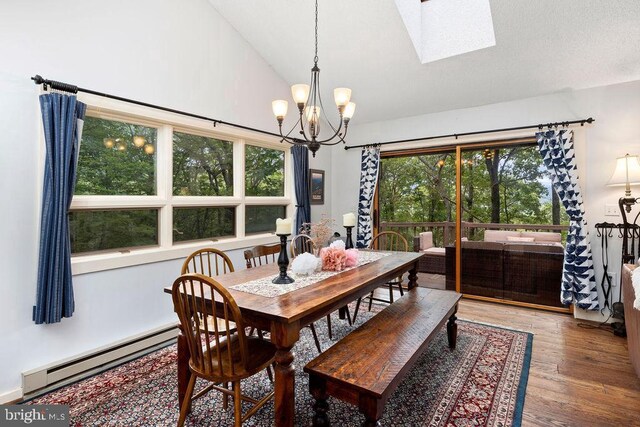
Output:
(376, 139), (569, 310)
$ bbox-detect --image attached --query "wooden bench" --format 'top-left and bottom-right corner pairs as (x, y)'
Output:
(304, 287), (461, 426)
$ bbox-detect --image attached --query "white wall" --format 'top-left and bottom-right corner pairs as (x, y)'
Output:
(0, 0), (309, 400)
(333, 80), (640, 321)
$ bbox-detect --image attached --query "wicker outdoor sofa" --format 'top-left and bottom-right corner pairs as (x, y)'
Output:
(415, 230), (565, 308)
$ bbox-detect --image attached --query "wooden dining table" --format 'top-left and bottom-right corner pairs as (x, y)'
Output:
(164, 250), (423, 427)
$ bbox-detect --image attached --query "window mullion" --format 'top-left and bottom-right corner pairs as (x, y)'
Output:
(158, 124), (173, 248)
(236, 139), (246, 239)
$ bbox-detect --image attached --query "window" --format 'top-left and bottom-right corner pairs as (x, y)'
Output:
(173, 207), (235, 242)
(76, 116), (157, 195)
(245, 205), (287, 235)
(245, 145), (285, 196)
(173, 132), (233, 196)
(70, 209), (158, 254)
(69, 106), (290, 270)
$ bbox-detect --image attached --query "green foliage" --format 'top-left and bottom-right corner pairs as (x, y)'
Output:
(379, 152), (457, 224)
(69, 210), (157, 254)
(173, 207), (234, 242)
(379, 145), (569, 241)
(245, 205), (286, 234)
(245, 145), (284, 196)
(173, 132), (233, 196)
(76, 116), (156, 195)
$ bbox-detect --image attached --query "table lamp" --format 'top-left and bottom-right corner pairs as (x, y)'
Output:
(607, 154), (640, 213)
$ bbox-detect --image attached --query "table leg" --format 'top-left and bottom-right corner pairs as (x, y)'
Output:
(407, 262), (418, 290)
(272, 323), (300, 427)
(447, 305), (458, 350)
(177, 326), (192, 413)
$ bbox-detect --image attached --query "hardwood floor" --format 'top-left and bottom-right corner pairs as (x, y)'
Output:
(457, 298), (640, 427)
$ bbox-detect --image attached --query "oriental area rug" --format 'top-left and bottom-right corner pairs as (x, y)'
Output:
(26, 307), (532, 427)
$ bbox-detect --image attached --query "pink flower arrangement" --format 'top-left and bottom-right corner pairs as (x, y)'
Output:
(320, 247), (360, 271)
(320, 247), (348, 271)
(345, 249), (359, 268)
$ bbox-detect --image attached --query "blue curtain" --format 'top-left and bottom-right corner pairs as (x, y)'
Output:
(537, 129), (599, 311)
(356, 146), (381, 248)
(291, 145), (311, 235)
(34, 93), (87, 324)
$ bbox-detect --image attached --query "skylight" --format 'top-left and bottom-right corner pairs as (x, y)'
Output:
(395, 0), (496, 64)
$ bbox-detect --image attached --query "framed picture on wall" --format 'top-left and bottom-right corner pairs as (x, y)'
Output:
(310, 169), (325, 205)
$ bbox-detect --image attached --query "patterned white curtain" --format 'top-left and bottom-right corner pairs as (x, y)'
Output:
(356, 145), (381, 248)
(536, 129), (599, 310)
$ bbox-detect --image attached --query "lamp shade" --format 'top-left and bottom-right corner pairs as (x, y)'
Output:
(333, 88), (352, 107)
(272, 100), (288, 119)
(607, 155), (640, 186)
(291, 84), (310, 105)
(343, 102), (356, 119)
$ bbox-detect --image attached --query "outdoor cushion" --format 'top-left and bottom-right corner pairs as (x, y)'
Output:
(521, 231), (562, 243)
(484, 230), (520, 242)
(419, 232), (434, 250)
(424, 247), (446, 255)
(507, 236), (535, 242)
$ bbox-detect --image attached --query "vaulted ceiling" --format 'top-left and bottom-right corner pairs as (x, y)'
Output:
(208, 0), (640, 124)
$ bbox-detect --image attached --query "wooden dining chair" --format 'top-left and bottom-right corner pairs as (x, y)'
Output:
(182, 247), (235, 277)
(182, 248), (237, 335)
(244, 242), (324, 353)
(290, 234), (316, 257)
(183, 248), (273, 383)
(172, 274), (275, 427)
(244, 243), (280, 269)
(353, 231), (409, 322)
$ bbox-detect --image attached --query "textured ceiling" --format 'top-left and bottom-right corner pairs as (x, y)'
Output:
(208, 0), (640, 124)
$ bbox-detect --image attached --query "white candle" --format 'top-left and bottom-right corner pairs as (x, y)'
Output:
(343, 212), (356, 227)
(275, 218), (292, 235)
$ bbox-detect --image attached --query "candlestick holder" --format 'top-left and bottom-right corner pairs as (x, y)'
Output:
(344, 226), (354, 249)
(273, 233), (295, 284)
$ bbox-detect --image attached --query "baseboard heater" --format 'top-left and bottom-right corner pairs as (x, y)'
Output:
(22, 323), (178, 398)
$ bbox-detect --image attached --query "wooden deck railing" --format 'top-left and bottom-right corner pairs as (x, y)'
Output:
(380, 221), (568, 248)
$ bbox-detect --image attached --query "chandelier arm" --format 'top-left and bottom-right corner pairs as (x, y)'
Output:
(316, 84), (341, 135)
(279, 116), (305, 145)
(315, 120), (344, 144)
(318, 120), (350, 145)
(312, 70), (346, 143)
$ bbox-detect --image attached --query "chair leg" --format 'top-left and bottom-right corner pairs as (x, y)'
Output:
(367, 291), (374, 311)
(223, 382), (229, 410)
(266, 364), (274, 383)
(177, 373), (197, 427)
(389, 284), (394, 304)
(309, 323), (322, 353)
(326, 314), (332, 340)
(353, 298), (362, 323)
(398, 281), (404, 296)
(345, 306), (352, 325)
(233, 381), (242, 427)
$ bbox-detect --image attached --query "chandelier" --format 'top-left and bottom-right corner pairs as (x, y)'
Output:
(271, 0), (355, 157)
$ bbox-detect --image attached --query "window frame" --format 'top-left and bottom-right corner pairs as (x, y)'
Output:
(65, 93), (293, 275)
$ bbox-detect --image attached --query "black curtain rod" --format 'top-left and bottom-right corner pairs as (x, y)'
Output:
(344, 117), (595, 150)
(30, 75), (295, 142)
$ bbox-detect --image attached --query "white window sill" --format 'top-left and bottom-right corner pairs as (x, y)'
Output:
(71, 234), (282, 276)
